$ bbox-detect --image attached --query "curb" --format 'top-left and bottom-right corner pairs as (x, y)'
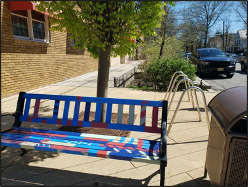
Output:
(195, 77), (212, 90)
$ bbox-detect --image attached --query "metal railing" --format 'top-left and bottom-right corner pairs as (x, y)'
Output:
(164, 72), (191, 102)
(164, 71), (183, 100)
(114, 68), (135, 87)
(167, 78), (198, 117)
(167, 86), (210, 135)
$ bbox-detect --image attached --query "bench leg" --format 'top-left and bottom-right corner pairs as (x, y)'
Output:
(1, 146), (7, 152)
(160, 165), (165, 186)
(20, 148), (27, 157)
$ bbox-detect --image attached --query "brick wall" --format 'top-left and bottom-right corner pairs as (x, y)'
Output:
(1, 1), (99, 98)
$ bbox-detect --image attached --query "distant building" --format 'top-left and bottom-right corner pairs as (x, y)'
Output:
(208, 35), (222, 48)
(208, 33), (236, 52)
(231, 30), (247, 53)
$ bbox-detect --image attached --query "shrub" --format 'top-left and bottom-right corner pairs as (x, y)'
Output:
(142, 56), (197, 91)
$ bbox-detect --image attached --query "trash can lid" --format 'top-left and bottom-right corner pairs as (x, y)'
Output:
(208, 86), (247, 134)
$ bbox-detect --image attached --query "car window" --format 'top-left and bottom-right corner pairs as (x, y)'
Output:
(199, 49), (226, 57)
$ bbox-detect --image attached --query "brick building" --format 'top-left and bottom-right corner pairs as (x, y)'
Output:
(1, 1), (124, 98)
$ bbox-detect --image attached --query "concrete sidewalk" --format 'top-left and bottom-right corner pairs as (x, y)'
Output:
(52, 60), (142, 88)
(1, 62), (217, 186)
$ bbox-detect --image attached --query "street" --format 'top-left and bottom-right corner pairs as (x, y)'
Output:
(202, 63), (247, 91)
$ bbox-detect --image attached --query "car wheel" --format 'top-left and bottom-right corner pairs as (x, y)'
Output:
(241, 62), (246, 72)
(226, 74), (234, 78)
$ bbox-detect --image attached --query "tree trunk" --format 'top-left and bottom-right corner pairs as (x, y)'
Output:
(97, 46), (111, 122)
(159, 35), (166, 59)
(204, 27), (209, 48)
(159, 5), (167, 59)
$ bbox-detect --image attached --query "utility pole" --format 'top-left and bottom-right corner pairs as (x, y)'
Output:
(223, 21), (225, 51)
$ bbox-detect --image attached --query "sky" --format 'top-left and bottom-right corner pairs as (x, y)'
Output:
(173, 1), (247, 36)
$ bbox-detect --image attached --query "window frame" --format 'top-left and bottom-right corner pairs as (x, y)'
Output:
(11, 10), (49, 43)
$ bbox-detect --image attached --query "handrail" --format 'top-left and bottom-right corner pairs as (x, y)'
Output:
(167, 86), (210, 135)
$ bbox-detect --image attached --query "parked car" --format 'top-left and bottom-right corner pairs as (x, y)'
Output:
(181, 52), (191, 60)
(229, 53), (237, 58)
(240, 51), (247, 72)
(225, 52), (230, 57)
(186, 52), (191, 60)
(189, 48), (236, 78)
(236, 53), (243, 63)
(229, 53), (238, 64)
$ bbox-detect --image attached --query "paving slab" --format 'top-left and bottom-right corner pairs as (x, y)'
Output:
(187, 167), (211, 186)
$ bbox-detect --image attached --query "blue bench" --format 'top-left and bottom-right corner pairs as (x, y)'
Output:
(1, 92), (168, 185)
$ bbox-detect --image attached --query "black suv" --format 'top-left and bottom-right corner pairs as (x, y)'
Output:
(189, 48), (236, 78)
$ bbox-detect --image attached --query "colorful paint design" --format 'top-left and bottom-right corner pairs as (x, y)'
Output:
(2, 127), (161, 164)
(1, 93), (168, 164)
(20, 93), (162, 134)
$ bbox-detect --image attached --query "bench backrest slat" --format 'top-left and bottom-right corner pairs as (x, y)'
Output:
(152, 106), (159, 129)
(53, 100), (60, 121)
(94, 102), (102, 122)
(23, 98), (31, 121)
(105, 103), (113, 123)
(73, 100), (80, 122)
(33, 99), (40, 118)
(128, 105), (135, 125)
(117, 104), (124, 124)
(140, 105), (146, 126)
(18, 93), (166, 134)
(84, 102), (91, 121)
(63, 101), (70, 121)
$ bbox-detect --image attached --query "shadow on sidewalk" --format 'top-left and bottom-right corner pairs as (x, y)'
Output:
(174, 176), (211, 186)
(2, 162), (211, 186)
(1, 161), (160, 186)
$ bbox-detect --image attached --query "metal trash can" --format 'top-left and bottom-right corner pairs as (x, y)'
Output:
(204, 86), (247, 186)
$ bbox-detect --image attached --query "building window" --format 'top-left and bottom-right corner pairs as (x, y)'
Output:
(68, 33), (77, 46)
(12, 14), (29, 37)
(32, 21), (45, 39)
(11, 10), (49, 43)
(70, 38), (76, 46)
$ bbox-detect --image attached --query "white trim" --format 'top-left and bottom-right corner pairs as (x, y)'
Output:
(11, 12), (28, 18)
(27, 10), (34, 40)
(13, 35), (30, 40)
(44, 15), (49, 43)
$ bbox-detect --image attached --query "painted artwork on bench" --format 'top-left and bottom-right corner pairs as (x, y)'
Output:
(20, 93), (164, 134)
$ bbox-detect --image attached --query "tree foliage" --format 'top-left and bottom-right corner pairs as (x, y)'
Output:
(158, 3), (177, 58)
(34, 1), (174, 121)
(143, 36), (184, 62)
(233, 1), (247, 26)
(35, 1), (170, 58)
(182, 1), (230, 48)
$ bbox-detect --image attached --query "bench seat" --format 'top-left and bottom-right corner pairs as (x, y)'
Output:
(1, 127), (161, 164)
